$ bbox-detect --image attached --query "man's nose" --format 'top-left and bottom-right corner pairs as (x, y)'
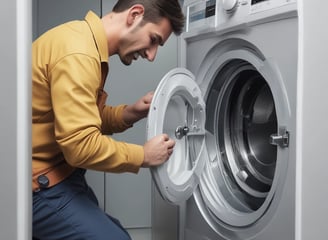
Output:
(145, 46), (158, 62)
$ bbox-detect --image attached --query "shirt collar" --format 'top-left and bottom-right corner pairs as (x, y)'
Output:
(85, 11), (108, 63)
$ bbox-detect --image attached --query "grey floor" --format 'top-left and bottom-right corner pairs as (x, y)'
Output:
(127, 228), (152, 240)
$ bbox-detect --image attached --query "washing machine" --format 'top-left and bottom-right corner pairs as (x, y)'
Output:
(147, 0), (298, 239)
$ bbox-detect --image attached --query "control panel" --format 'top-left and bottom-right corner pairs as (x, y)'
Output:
(250, 0), (296, 13)
(184, 0), (297, 34)
(186, 0), (217, 32)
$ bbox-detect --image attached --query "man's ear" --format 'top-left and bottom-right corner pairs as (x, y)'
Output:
(127, 4), (145, 25)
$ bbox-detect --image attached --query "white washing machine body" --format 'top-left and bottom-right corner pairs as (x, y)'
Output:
(147, 0), (298, 239)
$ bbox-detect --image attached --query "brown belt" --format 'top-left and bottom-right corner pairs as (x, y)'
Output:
(33, 161), (76, 192)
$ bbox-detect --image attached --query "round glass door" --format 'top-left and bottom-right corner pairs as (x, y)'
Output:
(147, 68), (207, 204)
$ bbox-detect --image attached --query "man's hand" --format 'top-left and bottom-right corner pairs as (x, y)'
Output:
(122, 91), (154, 125)
(142, 134), (175, 167)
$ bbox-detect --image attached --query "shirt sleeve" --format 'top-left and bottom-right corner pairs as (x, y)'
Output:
(49, 54), (144, 173)
(99, 102), (133, 135)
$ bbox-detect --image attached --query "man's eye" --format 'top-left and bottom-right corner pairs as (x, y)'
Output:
(151, 37), (157, 44)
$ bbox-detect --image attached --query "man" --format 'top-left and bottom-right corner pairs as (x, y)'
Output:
(32, 0), (185, 239)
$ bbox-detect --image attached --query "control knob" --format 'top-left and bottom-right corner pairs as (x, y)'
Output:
(222, 0), (238, 12)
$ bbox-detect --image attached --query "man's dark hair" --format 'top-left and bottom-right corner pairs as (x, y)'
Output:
(112, 0), (185, 35)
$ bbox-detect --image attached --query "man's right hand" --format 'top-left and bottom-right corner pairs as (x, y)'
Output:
(142, 134), (175, 167)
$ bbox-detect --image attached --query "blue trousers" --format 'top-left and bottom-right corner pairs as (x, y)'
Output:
(33, 169), (131, 240)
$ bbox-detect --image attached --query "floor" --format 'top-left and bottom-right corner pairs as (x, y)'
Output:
(127, 228), (152, 240)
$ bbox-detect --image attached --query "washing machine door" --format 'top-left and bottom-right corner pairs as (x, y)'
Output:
(147, 68), (207, 204)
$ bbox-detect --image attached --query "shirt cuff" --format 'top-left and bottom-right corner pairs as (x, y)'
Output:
(126, 143), (144, 173)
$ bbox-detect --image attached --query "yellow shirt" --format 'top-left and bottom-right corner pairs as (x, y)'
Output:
(32, 11), (144, 176)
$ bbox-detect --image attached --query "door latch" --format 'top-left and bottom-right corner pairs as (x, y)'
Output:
(270, 126), (289, 148)
(175, 126), (189, 139)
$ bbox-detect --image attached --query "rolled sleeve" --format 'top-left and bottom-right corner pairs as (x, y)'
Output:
(100, 104), (133, 134)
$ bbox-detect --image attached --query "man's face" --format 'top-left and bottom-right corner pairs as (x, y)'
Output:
(118, 17), (173, 65)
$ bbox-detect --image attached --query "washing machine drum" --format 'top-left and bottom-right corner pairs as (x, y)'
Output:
(206, 60), (277, 205)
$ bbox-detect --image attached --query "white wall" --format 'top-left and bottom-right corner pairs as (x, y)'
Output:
(0, 0), (31, 239)
(296, 1), (328, 239)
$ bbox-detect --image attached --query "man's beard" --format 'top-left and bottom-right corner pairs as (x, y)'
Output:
(119, 54), (133, 66)
(119, 54), (132, 66)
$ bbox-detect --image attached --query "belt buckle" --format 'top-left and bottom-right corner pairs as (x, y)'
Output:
(37, 174), (50, 189)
